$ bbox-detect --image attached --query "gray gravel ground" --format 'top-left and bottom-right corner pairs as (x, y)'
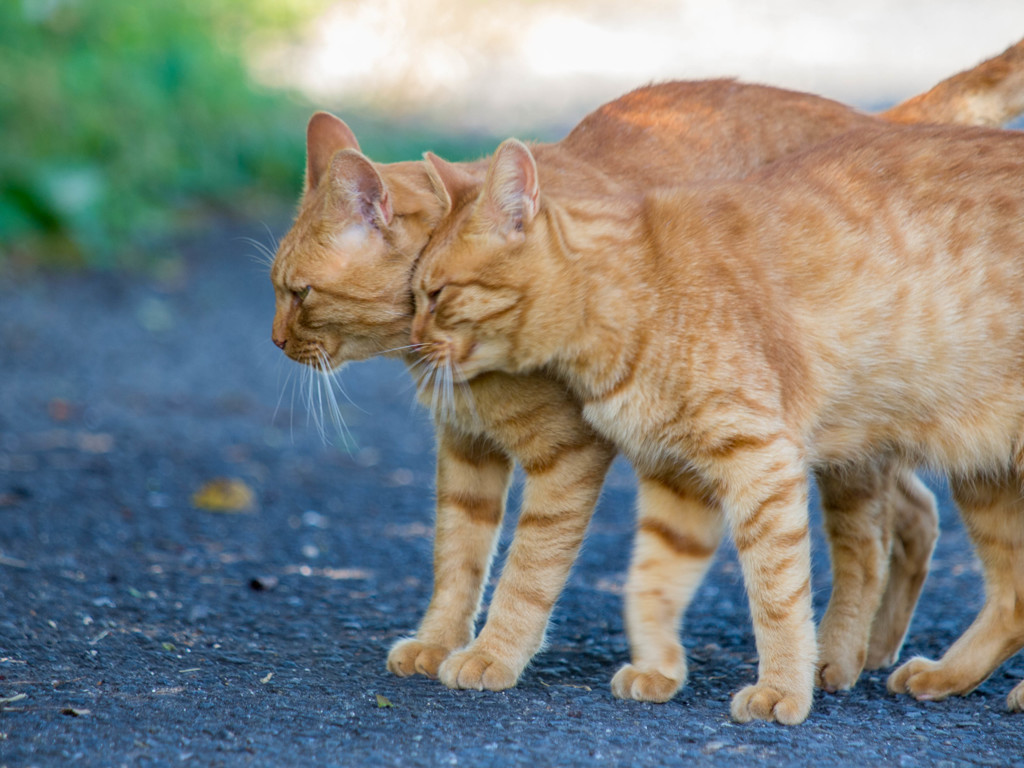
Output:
(1, 225), (1022, 767)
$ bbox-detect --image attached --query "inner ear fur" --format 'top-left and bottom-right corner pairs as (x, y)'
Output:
(478, 138), (540, 236)
(328, 149), (394, 228)
(423, 152), (481, 217)
(306, 112), (361, 192)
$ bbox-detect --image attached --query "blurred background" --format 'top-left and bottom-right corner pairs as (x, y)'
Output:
(2, 0), (1023, 271)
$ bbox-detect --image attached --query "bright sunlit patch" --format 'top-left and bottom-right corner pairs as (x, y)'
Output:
(522, 12), (675, 79)
(250, 0), (1024, 131)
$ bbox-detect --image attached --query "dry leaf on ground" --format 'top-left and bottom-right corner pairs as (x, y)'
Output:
(192, 478), (255, 513)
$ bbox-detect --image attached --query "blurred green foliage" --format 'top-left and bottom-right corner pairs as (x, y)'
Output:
(0, 0), (500, 270)
(0, 0), (324, 268)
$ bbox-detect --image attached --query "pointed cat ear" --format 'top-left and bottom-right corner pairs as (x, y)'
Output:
(477, 139), (540, 237)
(328, 149), (394, 228)
(306, 112), (361, 192)
(423, 152), (480, 216)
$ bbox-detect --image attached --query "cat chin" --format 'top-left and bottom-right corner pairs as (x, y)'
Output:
(448, 361), (481, 383)
(451, 342), (519, 383)
(446, 354), (496, 384)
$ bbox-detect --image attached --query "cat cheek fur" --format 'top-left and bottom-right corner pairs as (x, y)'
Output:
(413, 313), (480, 381)
(425, 295), (516, 380)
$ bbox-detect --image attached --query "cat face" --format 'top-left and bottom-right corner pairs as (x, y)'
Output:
(411, 252), (527, 381)
(270, 113), (444, 369)
(412, 140), (554, 382)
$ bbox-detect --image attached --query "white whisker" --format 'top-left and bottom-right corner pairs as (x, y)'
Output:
(452, 361), (481, 427)
(413, 355), (433, 399)
(379, 343), (425, 356)
(237, 223), (283, 273)
(261, 221), (281, 253)
(310, 364), (323, 439)
(273, 362), (297, 427)
(305, 361), (318, 437)
(288, 363), (299, 442)
(443, 360), (456, 424)
(238, 236), (278, 271)
(318, 350), (358, 449)
(428, 365), (442, 424)
(316, 364), (332, 444)
(438, 361), (448, 423)
(399, 358), (427, 394)
(408, 356), (431, 414)
(312, 360), (325, 442)
(325, 364), (368, 415)
(407, 365), (432, 398)
(405, 355), (433, 379)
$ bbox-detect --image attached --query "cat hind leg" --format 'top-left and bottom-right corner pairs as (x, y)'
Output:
(815, 461), (895, 691)
(864, 469), (938, 669)
(815, 463), (938, 691)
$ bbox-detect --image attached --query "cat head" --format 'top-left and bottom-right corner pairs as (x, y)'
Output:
(411, 138), (569, 381)
(270, 112), (452, 368)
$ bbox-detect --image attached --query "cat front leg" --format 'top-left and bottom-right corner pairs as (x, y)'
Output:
(707, 435), (817, 725)
(437, 438), (615, 691)
(888, 474), (1024, 704)
(611, 473), (722, 703)
(387, 426), (512, 679)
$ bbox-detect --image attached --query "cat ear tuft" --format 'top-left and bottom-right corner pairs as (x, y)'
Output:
(306, 112), (361, 192)
(479, 139), (540, 237)
(423, 152), (480, 217)
(328, 149), (394, 228)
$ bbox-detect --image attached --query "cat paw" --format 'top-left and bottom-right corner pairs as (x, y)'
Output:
(610, 663), (686, 703)
(864, 644), (901, 671)
(864, 614), (909, 670)
(730, 683), (812, 725)
(815, 648), (865, 693)
(1007, 680), (1024, 712)
(386, 638), (451, 679)
(887, 656), (955, 700)
(438, 649), (520, 691)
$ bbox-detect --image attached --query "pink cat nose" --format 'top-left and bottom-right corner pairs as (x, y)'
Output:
(272, 335), (287, 350)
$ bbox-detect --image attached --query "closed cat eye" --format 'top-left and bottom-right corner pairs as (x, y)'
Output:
(427, 286), (444, 312)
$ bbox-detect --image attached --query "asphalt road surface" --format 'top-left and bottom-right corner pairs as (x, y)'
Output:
(2, 225), (1022, 767)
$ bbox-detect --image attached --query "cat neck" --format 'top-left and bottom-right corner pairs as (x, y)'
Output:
(530, 194), (662, 400)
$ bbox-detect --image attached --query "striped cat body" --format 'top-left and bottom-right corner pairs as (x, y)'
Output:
(268, 40), (1024, 702)
(411, 124), (1024, 723)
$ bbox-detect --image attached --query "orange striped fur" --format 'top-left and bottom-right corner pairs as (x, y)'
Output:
(411, 124), (1024, 724)
(269, 41), (1024, 705)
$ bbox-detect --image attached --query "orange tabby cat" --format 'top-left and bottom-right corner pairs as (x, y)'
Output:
(882, 37), (1024, 127)
(410, 123), (1024, 724)
(270, 41), (1024, 700)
